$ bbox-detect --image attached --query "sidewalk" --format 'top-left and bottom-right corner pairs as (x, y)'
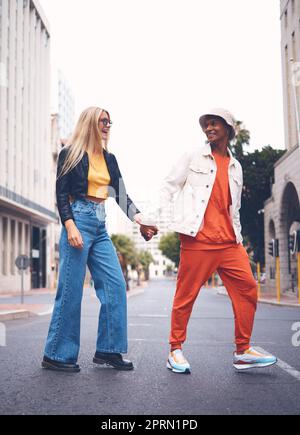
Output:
(217, 286), (300, 308)
(0, 288), (56, 298)
(0, 282), (148, 322)
(0, 304), (54, 321)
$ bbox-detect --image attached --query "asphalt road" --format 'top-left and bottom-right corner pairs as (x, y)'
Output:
(0, 278), (300, 415)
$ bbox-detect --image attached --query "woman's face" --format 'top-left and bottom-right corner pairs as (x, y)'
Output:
(99, 111), (111, 142)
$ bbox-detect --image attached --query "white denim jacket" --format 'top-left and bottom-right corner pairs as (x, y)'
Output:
(156, 143), (243, 244)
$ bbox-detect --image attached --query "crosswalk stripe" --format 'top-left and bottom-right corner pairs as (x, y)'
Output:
(256, 347), (300, 381)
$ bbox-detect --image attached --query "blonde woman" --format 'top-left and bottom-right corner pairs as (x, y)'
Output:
(42, 107), (157, 373)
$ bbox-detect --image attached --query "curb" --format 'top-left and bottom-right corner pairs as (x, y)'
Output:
(257, 299), (300, 308)
(0, 290), (56, 298)
(217, 288), (300, 308)
(127, 282), (148, 299)
(0, 281), (150, 322)
(0, 306), (54, 322)
(127, 288), (145, 299)
(0, 310), (31, 321)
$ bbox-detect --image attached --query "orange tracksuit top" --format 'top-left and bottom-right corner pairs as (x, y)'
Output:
(180, 149), (237, 250)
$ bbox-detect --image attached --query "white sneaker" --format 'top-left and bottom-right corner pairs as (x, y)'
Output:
(167, 349), (191, 374)
(233, 347), (277, 371)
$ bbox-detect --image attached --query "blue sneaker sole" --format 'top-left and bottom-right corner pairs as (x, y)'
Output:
(233, 359), (277, 371)
(167, 361), (191, 374)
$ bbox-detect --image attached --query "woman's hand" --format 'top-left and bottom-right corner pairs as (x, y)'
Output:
(133, 213), (143, 225)
(133, 214), (158, 241)
(140, 224), (158, 241)
(65, 220), (84, 249)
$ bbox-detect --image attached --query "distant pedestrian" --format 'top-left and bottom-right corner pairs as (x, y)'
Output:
(158, 108), (277, 374)
(42, 107), (157, 373)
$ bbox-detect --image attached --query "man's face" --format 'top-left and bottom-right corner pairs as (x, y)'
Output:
(202, 116), (229, 143)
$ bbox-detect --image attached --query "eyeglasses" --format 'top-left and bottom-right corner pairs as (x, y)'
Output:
(100, 118), (113, 127)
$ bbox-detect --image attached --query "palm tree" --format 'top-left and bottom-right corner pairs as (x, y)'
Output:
(111, 234), (137, 291)
(138, 250), (154, 281)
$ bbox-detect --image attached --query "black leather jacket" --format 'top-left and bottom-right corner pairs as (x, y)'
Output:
(56, 147), (141, 225)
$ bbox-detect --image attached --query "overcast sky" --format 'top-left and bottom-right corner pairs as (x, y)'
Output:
(40, 0), (285, 200)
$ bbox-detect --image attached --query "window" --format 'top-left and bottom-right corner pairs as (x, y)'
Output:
(2, 217), (8, 275)
(11, 219), (15, 275)
(18, 222), (23, 255)
(25, 224), (29, 274)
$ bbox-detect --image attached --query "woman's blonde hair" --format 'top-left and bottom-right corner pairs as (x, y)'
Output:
(59, 106), (110, 177)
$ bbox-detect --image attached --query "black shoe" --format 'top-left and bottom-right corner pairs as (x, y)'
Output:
(93, 352), (134, 371)
(41, 356), (81, 373)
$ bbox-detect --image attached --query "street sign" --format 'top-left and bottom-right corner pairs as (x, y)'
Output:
(15, 255), (30, 271)
(15, 255), (30, 304)
(32, 249), (40, 259)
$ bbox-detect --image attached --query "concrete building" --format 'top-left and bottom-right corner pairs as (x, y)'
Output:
(0, 0), (55, 292)
(49, 113), (64, 290)
(264, 0), (300, 296)
(50, 69), (76, 140)
(127, 200), (175, 279)
(106, 197), (175, 279)
(48, 71), (76, 288)
(57, 70), (75, 140)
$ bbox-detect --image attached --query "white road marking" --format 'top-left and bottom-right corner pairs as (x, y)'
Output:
(256, 347), (300, 381)
(129, 323), (152, 327)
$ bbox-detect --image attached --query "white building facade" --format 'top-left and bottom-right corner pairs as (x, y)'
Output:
(127, 200), (175, 279)
(106, 198), (175, 279)
(0, 0), (56, 292)
(57, 70), (75, 140)
(264, 0), (300, 296)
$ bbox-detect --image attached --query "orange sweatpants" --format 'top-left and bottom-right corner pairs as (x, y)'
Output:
(170, 244), (258, 354)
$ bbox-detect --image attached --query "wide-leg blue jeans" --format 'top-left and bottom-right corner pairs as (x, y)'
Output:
(44, 199), (128, 363)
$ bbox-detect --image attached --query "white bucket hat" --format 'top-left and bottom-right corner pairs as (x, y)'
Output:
(199, 108), (236, 141)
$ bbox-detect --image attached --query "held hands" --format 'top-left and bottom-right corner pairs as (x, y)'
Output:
(140, 224), (158, 241)
(65, 220), (84, 249)
(133, 214), (159, 242)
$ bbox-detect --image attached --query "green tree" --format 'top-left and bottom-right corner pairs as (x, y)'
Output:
(231, 120), (250, 161)
(111, 234), (137, 290)
(138, 250), (154, 281)
(159, 232), (180, 268)
(165, 264), (175, 276)
(230, 123), (285, 265)
(239, 146), (284, 265)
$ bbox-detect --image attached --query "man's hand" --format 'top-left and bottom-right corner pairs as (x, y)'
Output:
(133, 214), (158, 241)
(140, 224), (158, 241)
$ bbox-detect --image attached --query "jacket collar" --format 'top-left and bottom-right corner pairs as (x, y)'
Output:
(202, 142), (237, 168)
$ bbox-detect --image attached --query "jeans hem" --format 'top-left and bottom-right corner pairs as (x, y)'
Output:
(43, 353), (77, 364)
(96, 349), (128, 354)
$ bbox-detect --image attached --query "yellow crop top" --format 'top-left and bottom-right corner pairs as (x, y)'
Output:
(87, 152), (111, 199)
